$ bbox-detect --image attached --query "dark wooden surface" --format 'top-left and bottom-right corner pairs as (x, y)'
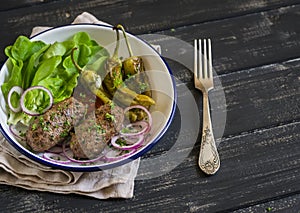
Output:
(1, 0), (300, 212)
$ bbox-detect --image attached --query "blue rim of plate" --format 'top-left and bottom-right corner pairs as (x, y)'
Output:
(0, 24), (177, 172)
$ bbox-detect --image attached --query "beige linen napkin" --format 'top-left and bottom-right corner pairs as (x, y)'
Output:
(0, 12), (140, 199)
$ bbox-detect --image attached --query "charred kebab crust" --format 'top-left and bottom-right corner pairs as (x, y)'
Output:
(25, 97), (86, 152)
(70, 103), (124, 159)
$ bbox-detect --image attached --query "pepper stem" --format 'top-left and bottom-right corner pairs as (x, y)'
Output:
(112, 26), (120, 60)
(116, 24), (133, 57)
(71, 47), (83, 73)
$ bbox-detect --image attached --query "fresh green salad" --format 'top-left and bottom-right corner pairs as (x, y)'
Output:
(1, 32), (109, 126)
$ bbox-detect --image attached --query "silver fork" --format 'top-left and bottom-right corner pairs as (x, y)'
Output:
(194, 39), (220, 175)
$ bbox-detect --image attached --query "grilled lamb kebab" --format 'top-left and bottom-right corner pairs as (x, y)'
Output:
(70, 103), (124, 159)
(26, 97), (87, 152)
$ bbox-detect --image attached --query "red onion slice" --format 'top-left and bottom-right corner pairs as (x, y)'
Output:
(46, 146), (64, 154)
(7, 86), (24, 113)
(9, 125), (25, 141)
(111, 134), (144, 150)
(43, 152), (71, 164)
(20, 86), (53, 116)
(62, 143), (105, 164)
(120, 121), (149, 137)
(124, 105), (152, 133)
(103, 147), (136, 162)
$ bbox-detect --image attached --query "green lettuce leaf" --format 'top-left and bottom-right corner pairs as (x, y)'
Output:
(2, 31), (110, 126)
(42, 40), (74, 60)
(23, 44), (50, 89)
(23, 89), (52, 113)
(31, 56), (62, 86)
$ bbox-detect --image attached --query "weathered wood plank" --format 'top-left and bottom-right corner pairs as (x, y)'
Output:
(159, 57), (300, 138)
(97, 121), (300, 212)
(234, 194), (300, 213)
(0, 121), (299, 212)
(0, 56), (299, 212)
(0, 0), (57, 11)
(153, 4), (300, 75)
(0, 1), (299, 212)
(1, 2), (300, 76)
(219, 58), (300, 136)
(1, 0), (300, 32)
(126, 0), (300, 32)
(1, 5), (300, 138)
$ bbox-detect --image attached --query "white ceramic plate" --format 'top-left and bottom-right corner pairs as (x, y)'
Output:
(0, 24), (176, 171)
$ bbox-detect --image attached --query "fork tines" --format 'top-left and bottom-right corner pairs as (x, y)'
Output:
(194, 39), (213, 80)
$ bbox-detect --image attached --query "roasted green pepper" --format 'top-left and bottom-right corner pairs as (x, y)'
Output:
(116, 24), (152, 97)
(103, 26), (155, 107)
(71, 47), (112, 104)
(102, 27), (123, 95)
(71, 27), (155, 122)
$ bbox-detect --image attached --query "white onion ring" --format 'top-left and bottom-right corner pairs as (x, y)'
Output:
(20, 86), (53, 116)
(111, 134), (144, 150)
(7, 86), (23, 113)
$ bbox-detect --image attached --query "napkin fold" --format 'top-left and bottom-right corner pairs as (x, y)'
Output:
(0, 12), (140, 199)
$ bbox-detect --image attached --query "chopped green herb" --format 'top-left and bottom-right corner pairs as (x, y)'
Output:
(116, 138), (127, 146)
(64, 120), (71, 126)
(50, 113), (56, 121)
(121, 127), (131, 133)
(109, 102), (115, 109)
(43, 126), (49, 131)
(79, 92), (86, 98)
(113, 78), (122, 88)
(60, 131), (68, 137)
(139, 82), (148, 91)
(105, 112), (115, 122)
(39, 117), (44, 123)
(96, 124), (105, 134)
(31, 123), (38, 131)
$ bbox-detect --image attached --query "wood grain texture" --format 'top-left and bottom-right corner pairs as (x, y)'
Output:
(0, 0), (56, 11)
(159, 57), (300, 137)
(156, 4), (300, 75)
(0, 121), (299, 212)
(220, 58), (300, 136)
(0, 54), (299, 212)
(0, 0), (300, 212)
(1, 0), (300, 31)
(1, 2), (300, 73)
(234, 194), (300, 213)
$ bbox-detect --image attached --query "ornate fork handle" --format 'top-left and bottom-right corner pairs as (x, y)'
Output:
(199, 92), (220, 175)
